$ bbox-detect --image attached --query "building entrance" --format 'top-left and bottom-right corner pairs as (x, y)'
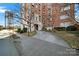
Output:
(34, 24), (38, 30)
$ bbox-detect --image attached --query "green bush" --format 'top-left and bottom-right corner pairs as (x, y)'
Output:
(17, 28), (21, 32)
(17, 28), (23, 33)
(20, 30), (24, 33)
(66, 26), (77, 31)
(23, 28), (27, 32)
(42, 27), (47, 31)
(17, 28), (27, 33)
(54, 27), (65, 31)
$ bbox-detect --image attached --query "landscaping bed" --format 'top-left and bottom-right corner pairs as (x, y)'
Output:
(16, 28), (37, 37)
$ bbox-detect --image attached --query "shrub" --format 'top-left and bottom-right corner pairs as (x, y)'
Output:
(66, 26), (77, 31)
(42, 27), (44, 30)
(17, 28), (22, 33)
(23, 28), (27, 32)
(17, 28), (27, 33)
(54, 27), (65, 31)
(42, 27), (47, 31)
(20, 30), (24, 33)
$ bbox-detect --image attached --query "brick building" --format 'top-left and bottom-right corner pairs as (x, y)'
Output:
(20, 3), (75, 31)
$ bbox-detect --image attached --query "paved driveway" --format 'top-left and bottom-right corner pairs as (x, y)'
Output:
(33, 31), (70, 48)
(16, 33), (76, 56)
(0, 31), (77, 56)
(0, 37), (18, 56)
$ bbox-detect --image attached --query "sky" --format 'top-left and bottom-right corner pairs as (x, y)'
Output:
(0, 3), (79, 27)
(0, 3), (20, 27)
(74, 4), (79, 22)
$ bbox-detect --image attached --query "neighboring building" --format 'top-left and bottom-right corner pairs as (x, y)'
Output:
(20, 3), (75, 31)
(5, 11), (14, 29)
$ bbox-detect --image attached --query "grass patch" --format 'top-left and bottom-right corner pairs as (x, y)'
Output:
(54, 30), (79, 49)
(68, 31), (79, 37)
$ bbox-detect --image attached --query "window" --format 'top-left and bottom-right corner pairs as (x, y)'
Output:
(32, 3), (34, 5)
(60, 15), (69, 19)
(36, 5), (38, 8)
(64, 5), (70, 10)
(61, 5), (70, 12)
(22, 3), (25, 7)
(32, 5), (34, 7)
(36, 17), (37, 20)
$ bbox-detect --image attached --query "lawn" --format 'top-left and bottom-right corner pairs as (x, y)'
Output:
(68, 31), (79, 37)
(54, 30), (79, 49)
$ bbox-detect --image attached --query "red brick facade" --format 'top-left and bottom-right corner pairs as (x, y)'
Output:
(21, 3), (75, 30)
(52, 4), (61, 27)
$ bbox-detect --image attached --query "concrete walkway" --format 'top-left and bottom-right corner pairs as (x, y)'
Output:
(33, 31), (70, 48)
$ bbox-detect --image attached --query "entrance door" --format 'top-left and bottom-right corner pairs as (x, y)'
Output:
(34, 24), (38, 30)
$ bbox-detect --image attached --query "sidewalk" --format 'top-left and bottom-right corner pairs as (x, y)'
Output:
(0, 30), (13, 39)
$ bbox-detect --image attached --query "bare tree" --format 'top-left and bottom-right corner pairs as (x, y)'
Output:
(4, 3), (33, 36)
